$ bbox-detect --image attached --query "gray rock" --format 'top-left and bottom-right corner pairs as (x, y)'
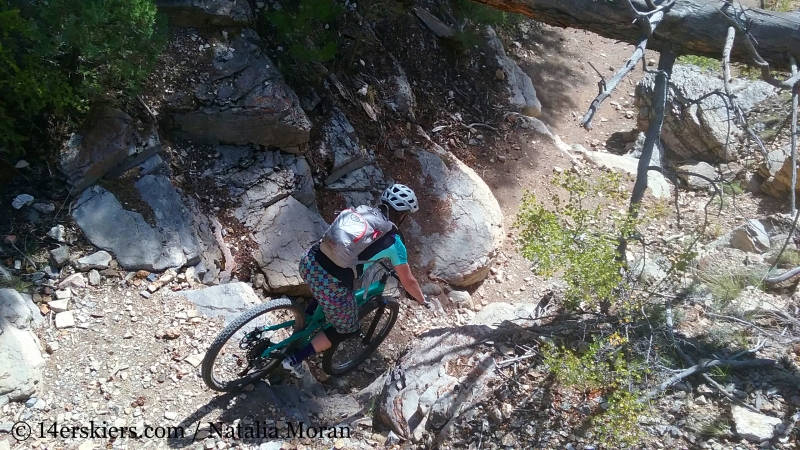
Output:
(48, 299), (69, 313)
(730, 219), (770, 253)
(59, 108), (160, 193)
(412, 6), (456, 38)
(47, 225), (66, 243)
(58, 273), (86, 290)
(138, 154), (166, 176)
(54, 311), (75, 329)
(11, 194), (34, 210)
(205, 145), (316, 212)
(88, 270), (101, 286)
(325, 163), (385, 207)
(249, 197), (328, 295)
(448, 290), (472, 307)
(73, 177), (208, 271)
(625, 131), (665, 168)
(385, 59), (417, 120)
(172, 282), (261, 326)
(73, 251), (113, 271)
(168, 30), (310, 150)
(49, 246), (70, 269)
(677, 161), (718, 190)
(627, 251), (669, 284)
(32, 203), (55, 214)
(572, 146), (671, 198)
(155, 0), (252, 27)
(731, 405), (781, 442)
(0, 289), (46, 401)
(376, 323), (496, 442)
(469, 302), (540, 328)
(486, 26), (541, 117)
(413, 150), (504, 286)
(319, 109), (370, 185)
(43, 266), (59, 279)
(54, 289), (71, 300)
(421, 283), (442, 296)
(637, 65), (777, 162)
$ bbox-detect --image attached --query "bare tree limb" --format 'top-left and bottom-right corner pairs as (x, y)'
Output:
(719, 4), (800, 89)
(618, 50), (675, 261)
(791, 55), (798, 214)
(641, 358), (776, 401)
(581, 35), (648, 129)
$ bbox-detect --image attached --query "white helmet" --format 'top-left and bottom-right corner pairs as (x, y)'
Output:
(381, 184), (419, 213)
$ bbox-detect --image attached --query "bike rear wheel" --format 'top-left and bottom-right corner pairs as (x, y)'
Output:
(321, 296), (399, 376)
(201, 298), (305, 392)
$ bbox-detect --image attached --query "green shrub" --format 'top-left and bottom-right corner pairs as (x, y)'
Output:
(452, 0), (521, 29)
(0, 0), (165, 156)
(544, 335), (649, 447)
(515, 171), (633, 311)
(677, 55), (721, 72)
(266, 0), (342, 71)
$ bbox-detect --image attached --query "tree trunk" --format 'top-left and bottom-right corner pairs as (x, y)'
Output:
(471, 0), (800, 71)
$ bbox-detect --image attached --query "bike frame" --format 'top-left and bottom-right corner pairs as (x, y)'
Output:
(255, 262), (396, 360)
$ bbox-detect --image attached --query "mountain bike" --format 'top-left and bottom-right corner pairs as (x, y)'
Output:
(201, 261), (403, 392)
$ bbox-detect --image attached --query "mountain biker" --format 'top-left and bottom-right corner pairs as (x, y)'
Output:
(282, 183), (430, 378)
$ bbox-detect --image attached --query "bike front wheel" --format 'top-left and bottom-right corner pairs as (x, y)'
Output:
(321, 296), (399, 376)
(201, 298), (305, 392)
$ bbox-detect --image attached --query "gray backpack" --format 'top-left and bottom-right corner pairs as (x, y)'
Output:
(319, 205), (393, 269)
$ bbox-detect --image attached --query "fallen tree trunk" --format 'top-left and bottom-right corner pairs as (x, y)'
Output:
(471, 0), (800, 72)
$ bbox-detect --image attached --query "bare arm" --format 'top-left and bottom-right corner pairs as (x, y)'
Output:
(394, 263), (426, 305)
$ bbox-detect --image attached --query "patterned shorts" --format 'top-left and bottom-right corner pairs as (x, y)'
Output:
(299, 249), (359, 334)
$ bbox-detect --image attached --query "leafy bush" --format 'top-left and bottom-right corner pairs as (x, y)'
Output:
(677, 55), (721, 72)
(0, 0), (165, 155)
(515, 171), (634, 311)
(544, 335), (649, 447)
(265, 0), (342, 72)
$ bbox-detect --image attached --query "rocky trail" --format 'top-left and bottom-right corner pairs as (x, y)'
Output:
(2, 0), (800, 449)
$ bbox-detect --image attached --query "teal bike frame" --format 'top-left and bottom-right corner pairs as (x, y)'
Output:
(254, 261), (396, 360)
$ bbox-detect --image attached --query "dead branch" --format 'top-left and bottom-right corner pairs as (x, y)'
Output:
(705, 312), (772, 337)
(211, 217), (236, 281)
(764, 206), (800, 284)
(618, 51), (676, 262)
(581, 0), (672, 129)
(791, 56), (798, 214)
(581, 36), (648, 129)
(641, 358), (776, 401)
(719, 4), (800, 89)
(700, 372), (762, 413)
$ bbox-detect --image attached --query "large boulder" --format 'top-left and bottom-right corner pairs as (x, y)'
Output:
(413, 150), (504, 286)
(759, 147), (800, 198)
(156, 0), (252, 28)
(173, 282), (262, 325)
(247, 197), (328, 295)
(203, 145), (316, 210)
(0, 289), (45, 401)
(167, 30), (311, 150)
(375, 302), (540, 443)
(376, 326), (495, 441)
(59, 108), (160, 193)
(73, 176), (212, 271)
(317, 108), (371, 185)
(326, 164), (386, 207)
(485, 26), (541, 117)
(636, 64), (777, 162)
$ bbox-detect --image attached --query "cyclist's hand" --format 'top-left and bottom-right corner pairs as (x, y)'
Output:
(421, 296), (433, 309)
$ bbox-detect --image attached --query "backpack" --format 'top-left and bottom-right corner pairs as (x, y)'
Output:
(319, 205), (393, 269)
